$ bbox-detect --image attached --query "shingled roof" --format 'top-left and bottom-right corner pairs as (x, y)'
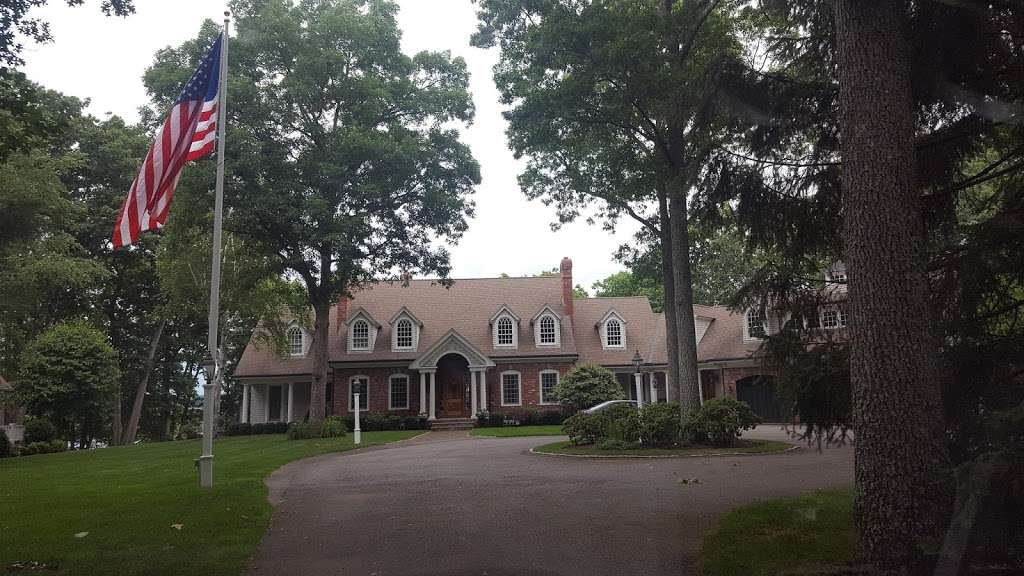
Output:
(234, 273), (758, 378)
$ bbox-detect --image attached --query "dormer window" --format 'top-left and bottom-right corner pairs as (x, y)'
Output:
(351, 320), (370, 349)
(491, 306), (520, 348)
(532, 306), (561, 347)
(821, 306), (849, 329)
(395, 319), (413, 349)
(496, 316), (515, 346)
(599, 310), (626, 349)
(826, 262), (847, 286)
(744, 309), (767, 340)
(287, 326), (304, 356)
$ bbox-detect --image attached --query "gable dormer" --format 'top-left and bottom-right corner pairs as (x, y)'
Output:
(490, 305), (520, 348)
(825, 262), (847, 289)
(346, 308), (381, 352)
(531, 305), (561, 347)
(597, 309), (626, 349)
(389, 307), (423, 352)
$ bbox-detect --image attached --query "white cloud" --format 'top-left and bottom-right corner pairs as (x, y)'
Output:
(21, 0), (637, 291)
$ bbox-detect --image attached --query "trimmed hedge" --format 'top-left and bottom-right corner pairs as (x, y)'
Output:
(225, 421), (289, 436)
(19, 439), (66, 456)
(477, 408), (569, 428)
(341, 413), (428, 432)
(685, 397), (760, 447)
(24, 418), (57, 443)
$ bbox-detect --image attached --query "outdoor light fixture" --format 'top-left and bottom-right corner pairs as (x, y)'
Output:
(632, 350), (644, 408)
(201, 353), (216, 383)
(632, 350), (643, 374)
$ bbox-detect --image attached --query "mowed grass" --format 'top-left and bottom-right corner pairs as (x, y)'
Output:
(700, 487), (856, 576)
(0, 431), (419, 576)
(469, 425), (565, 437)
(532, 439), (792, 457)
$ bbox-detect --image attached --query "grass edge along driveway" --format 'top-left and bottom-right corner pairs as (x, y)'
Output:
(531, 439), (793, 457)
(0, 431), (419, 576)
(469, 425), (565, 437)
(700, 487), (856, 576)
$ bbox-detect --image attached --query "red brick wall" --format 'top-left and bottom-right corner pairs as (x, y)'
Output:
(484, 362), (573, 413)
(720, 366), (773, 398)
(331, 367), (422, 416)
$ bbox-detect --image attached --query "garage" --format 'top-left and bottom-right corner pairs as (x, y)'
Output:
(736, 375), (782, 422)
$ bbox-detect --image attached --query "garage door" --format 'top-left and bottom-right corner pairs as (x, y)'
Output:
(736, 375), (782, 422)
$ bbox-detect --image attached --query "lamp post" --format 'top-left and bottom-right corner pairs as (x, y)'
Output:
(199, 352), (217, 487)
(353, 392), (361, 445)
(632, 350), (644, 409)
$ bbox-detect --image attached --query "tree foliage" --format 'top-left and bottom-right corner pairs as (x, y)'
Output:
(554, 364), (624, 411)
(17, 321), (118, 447)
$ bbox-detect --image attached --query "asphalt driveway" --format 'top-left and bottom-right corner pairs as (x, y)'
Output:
(250, 427), (853, 576)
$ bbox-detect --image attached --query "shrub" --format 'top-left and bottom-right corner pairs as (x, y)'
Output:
(401, 416), (428, 430)
(342, 415), (356, 431)
(265, 422), (289, 434)
(286, 421), (321, 440)
(320, 416), (347, 438)
(602, 406), (640, 444)
(20, 439), (66, 456)
(597, 438), (639, 451)
(685, 397), (760, 447)
(226, 422), (253, 436)
(487, 412), (504, 427)
(24, 418), (57, 443)
(0, 429), (10, 458)
(536, 409), (567, 426)
(178, 424), (201, 440)
(476, 411), (490, 427)
(554, 364), (624, 411)
(638, 403), (682, 448)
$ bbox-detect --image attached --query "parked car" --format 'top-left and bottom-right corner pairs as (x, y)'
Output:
(583, 400), (638, 415)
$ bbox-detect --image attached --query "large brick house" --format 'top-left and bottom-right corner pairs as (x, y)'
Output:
(234, 258), (786, 425)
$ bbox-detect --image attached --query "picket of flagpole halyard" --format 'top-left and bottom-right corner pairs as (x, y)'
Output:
(112, 14), (230, 488)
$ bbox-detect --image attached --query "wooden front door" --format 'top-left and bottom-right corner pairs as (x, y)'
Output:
(437, 353), (469, 417)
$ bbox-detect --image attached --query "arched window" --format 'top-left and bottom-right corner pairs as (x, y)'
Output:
(496, 316), (515, 346)
(745, 310), (766, 339)
(395, 318), (413, 349)
(351, 320), (370, 350)
(604, 318), (623, 347)
(287, 326), (303, 356)
(538, 315), (558, 345)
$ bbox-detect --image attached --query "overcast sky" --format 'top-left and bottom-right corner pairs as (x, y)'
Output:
(21, 0), (638, 291)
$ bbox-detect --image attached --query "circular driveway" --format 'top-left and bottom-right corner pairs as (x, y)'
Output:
(250, 428), (852, 576)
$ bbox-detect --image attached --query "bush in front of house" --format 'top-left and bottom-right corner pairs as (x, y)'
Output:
(225, 421), (290, 436)
(340, 412), (428, 432)
(226, 422), (253, 436)
(24, 418), (57, 443)
(554, 364), (624, 411)
(562, 404), (638, 445)
(286, 421), (321, 440)
(177, 424), (201, 440)
(0, 429), (10, 458)
(638, 402), (682, 448)
(19, 439), (66, 456)
(320, 416), (347, 438)
(685, 397), (760, 447)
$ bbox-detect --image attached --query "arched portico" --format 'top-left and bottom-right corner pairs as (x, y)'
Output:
(409, 330), (494, 420)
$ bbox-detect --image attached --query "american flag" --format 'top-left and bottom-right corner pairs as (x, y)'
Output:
(112, 34), (223, 248)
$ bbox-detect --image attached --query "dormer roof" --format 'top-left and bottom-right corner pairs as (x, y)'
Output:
(388, 306), (423, 327)
(345, 307), (381, 328)
(489, 305), (521, 325)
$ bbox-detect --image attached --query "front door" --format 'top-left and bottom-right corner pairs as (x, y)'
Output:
(436, 353), (470, 418)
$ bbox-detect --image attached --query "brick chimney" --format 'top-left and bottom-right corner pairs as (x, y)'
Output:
(560, 257), (574, 318)
(335, 293), (349, 332)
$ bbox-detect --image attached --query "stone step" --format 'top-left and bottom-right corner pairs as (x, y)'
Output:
(429, 418), (477, 430)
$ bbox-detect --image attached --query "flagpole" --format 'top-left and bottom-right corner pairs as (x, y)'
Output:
(200, 11), (230, 489)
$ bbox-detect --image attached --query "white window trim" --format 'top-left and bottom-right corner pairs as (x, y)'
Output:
(349, 319), (373, 352)
(349, 375), (369, 411)
(820, 306), (848, 330)
(601, 316), (626, 349)
(535, 314), (561, 347)
(286, 326), (305, 357)
(539, 370), (560, 405)
(493, 315), (518, 348)
(388, 373), (410, 410)
(391, 316), (418, 352)
(500, 370), (522, 406)
(743, 309), (767, 341)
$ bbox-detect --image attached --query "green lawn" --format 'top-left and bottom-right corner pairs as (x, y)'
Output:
(470, 425), (566, 437)
(532, 439), (793, 457)
(0, 431), (419, 576)
(700, 487), (856, 576)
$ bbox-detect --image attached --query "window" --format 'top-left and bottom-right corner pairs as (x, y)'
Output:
(395, 319), (413, 350)
(350, 376), (369, 410)
(389, 374), (409, 410)
(822, 307), (848, 329)
(745, 310), (766, 339)
(351, 320), (370, 350)
(605, 318), (623, 347)
(287, 327), (303, 356)
(501, 371), (521, 406)
(538, 315), (557, 345)
(496, 316), (515, 346)
(540, 371), (559, 404)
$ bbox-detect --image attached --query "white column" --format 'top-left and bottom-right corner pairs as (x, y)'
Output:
(353, 393), (361, 444)
(648, 372), (657, 404)
(698, 369), (705, 405)
(633, 373), (644, 408)
(470, 370), (479, 416)
(479, 370), (488, 412)
(663, 371), (676, 403)
(241, 384), (250, 423)
(287, 383), (294, 422)
(419, 371), (427, 414)
(428, 371), (436, 420)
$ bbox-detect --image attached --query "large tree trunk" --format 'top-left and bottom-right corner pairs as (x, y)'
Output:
(308, 292), (331, 423)
(123, 318), (166, 445)
(668, 184), (701, 414)
(658, 190), (680, 403)
(834, 1), (952, 571)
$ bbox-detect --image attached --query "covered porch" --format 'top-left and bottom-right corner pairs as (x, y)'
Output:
(409, 329), (496, 420)
(237, 377), (315, 424)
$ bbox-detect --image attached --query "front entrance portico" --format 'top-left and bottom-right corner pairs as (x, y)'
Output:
(409, 329), (495, 420)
